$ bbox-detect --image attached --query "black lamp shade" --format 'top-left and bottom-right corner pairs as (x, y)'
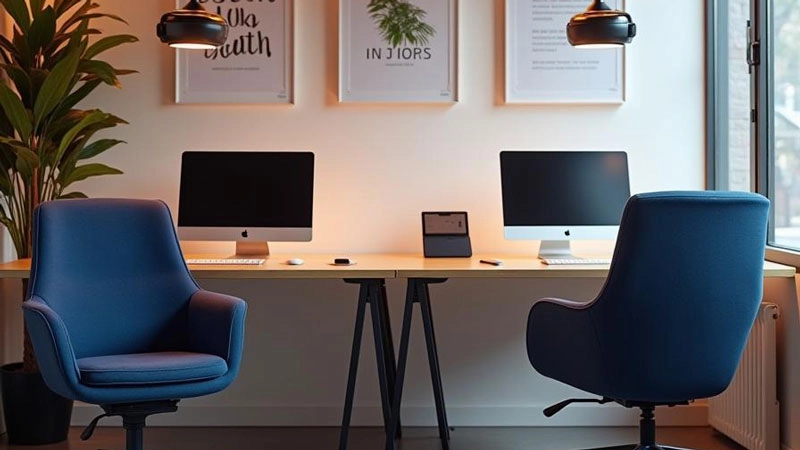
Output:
(157, 0), (228, 50)
(567, 1), (636, 48)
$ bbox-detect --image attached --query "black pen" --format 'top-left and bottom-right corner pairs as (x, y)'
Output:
(479, 259), (503, 266)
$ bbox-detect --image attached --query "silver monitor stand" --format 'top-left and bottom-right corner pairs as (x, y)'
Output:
(235, 241), (270, 257)
(538, 240), (574, 259)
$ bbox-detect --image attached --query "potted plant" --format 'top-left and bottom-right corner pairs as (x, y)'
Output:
(0, 0), (136, 444)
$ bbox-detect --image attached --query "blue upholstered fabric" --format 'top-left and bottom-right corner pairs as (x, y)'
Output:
(22, 199), (247, 405)
(77, 352), (228, 386)
(527, 191), (770, 403)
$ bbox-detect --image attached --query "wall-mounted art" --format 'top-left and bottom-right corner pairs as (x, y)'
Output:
(176, 0), (293, 104)
(505, 0), (625, 104)
(339, 0), (458, 103)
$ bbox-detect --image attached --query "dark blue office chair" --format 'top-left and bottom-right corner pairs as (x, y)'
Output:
(22, 199), (247, 450)
(527, 191), (770, 450)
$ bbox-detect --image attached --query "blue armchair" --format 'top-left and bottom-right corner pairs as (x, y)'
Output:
(22, 198), (247, 450)
(527, 191), (770, 450)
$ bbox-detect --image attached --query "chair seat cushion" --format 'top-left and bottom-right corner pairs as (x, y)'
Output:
(77, 352), (228, 386)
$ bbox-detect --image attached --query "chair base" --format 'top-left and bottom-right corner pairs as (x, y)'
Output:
(81, 400), (179, 450)
(581, 446), (692, 450)
(544, 400), (696, 450)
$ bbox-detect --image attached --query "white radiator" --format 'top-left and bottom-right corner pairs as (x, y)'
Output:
(709, 302), (780, 450)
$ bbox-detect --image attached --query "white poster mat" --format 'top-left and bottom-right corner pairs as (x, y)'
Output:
(176, 0), (293, 104)
(505, 0), (625, 104)
(340, 0), (458, 103)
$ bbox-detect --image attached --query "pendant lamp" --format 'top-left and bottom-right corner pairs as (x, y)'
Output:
(157, 0), (228, 50)
(566, 0), (636, 48)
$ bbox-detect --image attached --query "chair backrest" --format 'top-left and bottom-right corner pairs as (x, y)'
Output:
(29, 198), (199, 359)
(591, 191), (770, 401)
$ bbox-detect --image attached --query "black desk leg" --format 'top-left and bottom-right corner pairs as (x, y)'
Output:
(385, 280), (416, 450)
(339, 282), (369, 450)
(385, 279), (450, 450)
(419, 281), (451, 446)
(339, 279), (398, 450)
(379, 283), (402, 439)
(368, 282), (393, 437)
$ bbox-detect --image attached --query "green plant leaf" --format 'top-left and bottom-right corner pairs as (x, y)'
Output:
(54, 0), (83, 16)
(0, 172), (12, 197)
(33, 45), (81, 127)
(2, 63), (32, 105)
(29, 0), (45, 14)
(0, 103), (14, 138)
(0, 0), (32, 32)
(0, 139), (40, 168)
(53, 109), (108, 163)
(51, 78), (100, 118)
(77, 60), (119, 87)
(62, 162), (121, 186)
(0, 35), (22, 62)
(62, 12), (127, 33)
(46, 27), (99, 57)
(12, 28), (32, 69)
(58, 1), (99, 30)
(78, 138), (124, 160)
(57, 191), (87, 199)
(14, 152), (33, 179)
(0, 82), (32, 142)
(84, 34), (138, 60)
(27, 6), (56, 53)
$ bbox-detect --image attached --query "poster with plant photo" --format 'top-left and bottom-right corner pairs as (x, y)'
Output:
(340, 0), (458, 102)
(176, 0), (293, 104)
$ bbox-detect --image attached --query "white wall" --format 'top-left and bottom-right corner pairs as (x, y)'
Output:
(6, 0), (707, 427)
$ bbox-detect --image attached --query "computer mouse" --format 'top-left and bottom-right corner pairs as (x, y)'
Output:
(286, 258), (304, 266)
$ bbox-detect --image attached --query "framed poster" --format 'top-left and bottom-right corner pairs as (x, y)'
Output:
(339, 0), (458, 103)
(505, 0), (625, 104)
(176, 0), (293, 104)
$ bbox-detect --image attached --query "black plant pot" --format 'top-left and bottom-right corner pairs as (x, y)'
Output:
(1, 362), (73, 445)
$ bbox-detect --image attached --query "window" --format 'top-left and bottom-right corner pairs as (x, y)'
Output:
(710, 0), (800, 259)
(769, 0), (800, 251)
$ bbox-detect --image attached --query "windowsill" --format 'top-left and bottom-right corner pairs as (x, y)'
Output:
(766, 246), (800, 269)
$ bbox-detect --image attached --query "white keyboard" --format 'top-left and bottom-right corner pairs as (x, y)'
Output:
(186, 258), (265, 265)
(541, 258), (611, 265)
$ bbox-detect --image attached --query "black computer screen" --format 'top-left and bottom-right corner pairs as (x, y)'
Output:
(500, 151), (630, 226)
(178, 151), (314, 227)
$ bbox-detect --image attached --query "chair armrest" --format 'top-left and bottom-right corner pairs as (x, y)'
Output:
(532, 296), (594, 310)
(187, 290), (247, 366)
(21, 296), (81, 398)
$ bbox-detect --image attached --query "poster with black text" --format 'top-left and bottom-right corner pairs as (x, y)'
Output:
(340, 0), (458, 103)
(176, 0), (293, 104)
(505, 0), (625, 104)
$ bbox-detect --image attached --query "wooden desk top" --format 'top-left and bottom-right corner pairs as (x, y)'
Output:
(0, 254), (400, 280)
(393, 255), (797, 279)
(0, 254), (793, 280)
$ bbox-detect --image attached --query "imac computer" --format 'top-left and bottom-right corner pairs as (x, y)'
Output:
(177, 151), (314, 257)
(500, 151), (630, 260)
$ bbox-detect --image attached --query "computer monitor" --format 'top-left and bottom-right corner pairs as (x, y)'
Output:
(500, 151), (630, 259)
(178, 151), (314, 257)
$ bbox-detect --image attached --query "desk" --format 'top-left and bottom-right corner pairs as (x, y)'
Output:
(385, 255), (796, 450)
(0, 254), (402, 450)
(0, 255), (794, 450)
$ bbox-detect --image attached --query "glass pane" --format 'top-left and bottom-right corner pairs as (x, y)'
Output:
(726, 0), (752, 192)
(772, 0), (800, 249)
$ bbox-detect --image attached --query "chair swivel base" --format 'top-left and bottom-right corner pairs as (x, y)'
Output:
(545, 400), (694, 450)
(81, 400), (180, 450)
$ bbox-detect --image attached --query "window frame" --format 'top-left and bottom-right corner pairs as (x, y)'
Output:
(708, 0), (800, 267)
